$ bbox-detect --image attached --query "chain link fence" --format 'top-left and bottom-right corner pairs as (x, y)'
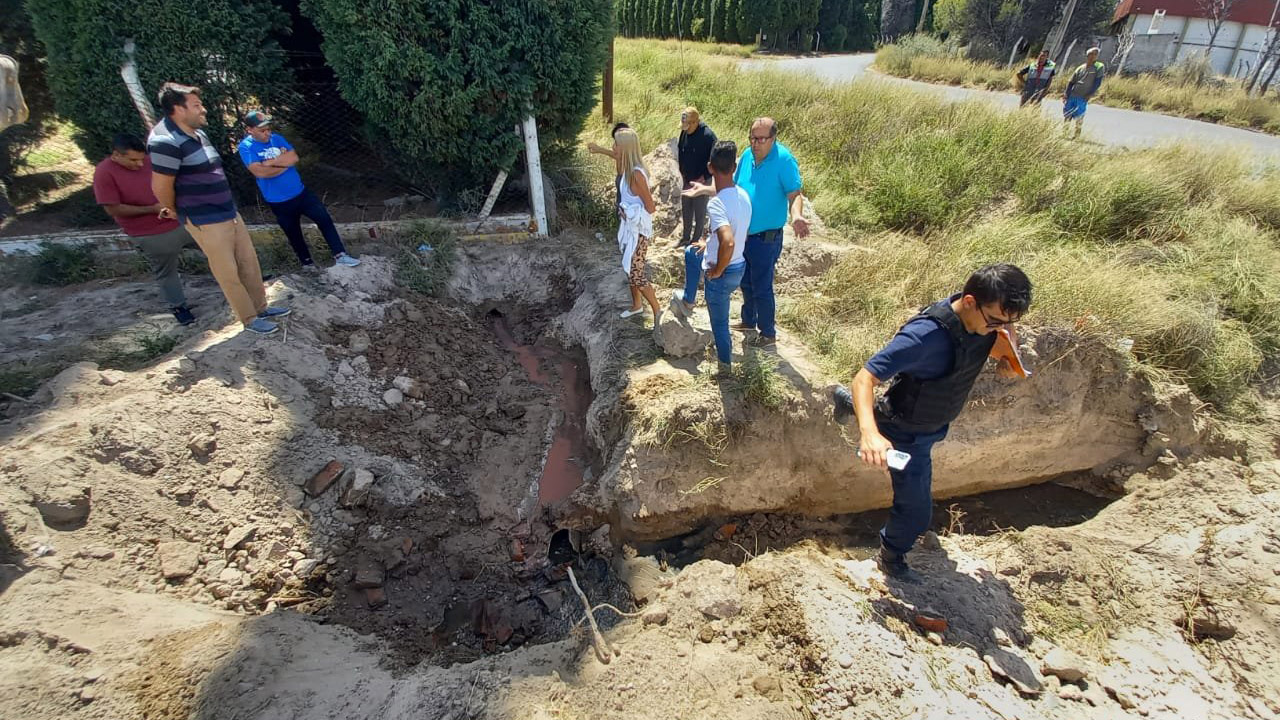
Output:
(0, 51), (468, 238)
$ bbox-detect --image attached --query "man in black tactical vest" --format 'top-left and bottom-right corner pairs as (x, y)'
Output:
(838, 264), (1033, 583)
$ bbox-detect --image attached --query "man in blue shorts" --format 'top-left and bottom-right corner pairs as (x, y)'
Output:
(836, 264), (1033, 583)
(1064, 48), (1105, 139)
(238, 111), (360, 270)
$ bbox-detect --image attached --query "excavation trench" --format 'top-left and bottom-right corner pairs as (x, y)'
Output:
(293, 239), (1201, 672)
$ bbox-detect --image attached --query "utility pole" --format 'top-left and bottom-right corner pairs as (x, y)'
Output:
(1046, 0), (1082, 61)
(603, 37), (614, 123)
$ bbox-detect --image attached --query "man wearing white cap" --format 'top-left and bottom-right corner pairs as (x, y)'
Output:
(1063, 48), (1105, 139)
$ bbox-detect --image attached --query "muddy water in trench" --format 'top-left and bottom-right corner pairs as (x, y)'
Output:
(490, 312), (594, 506)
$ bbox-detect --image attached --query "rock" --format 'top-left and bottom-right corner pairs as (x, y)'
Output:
(348, 330), (371, 354)
(365, 586), (387, 609)
(209, 583), (234, 599)
(752, 675), (784, 702)
(641, 605), (669, 626)
(98, 370), (127, 386)
(306, 460), (345, 496)
(218, 568), (243, 585)
(77, 546), (115, 560)
(653, 309), (712, 358)
(1058, 684), (1085, 702)
(984, 649), (1043, 695)
(222, 524), (258, 551)
(836, 653), (855, 669)
(453, 378), (471, 395)
(353, 558), (385, 589)
(187, 434), (217, 458)
(217, 468), (246, 489)
(292, 558), (320, 579)
(536, 589), (564, 614)
(383, 388), (403, 407)
(265, 541), (288, 560)
(992, 627), (1013, 647)
(585, 524), (613, 557)
(698, 624), (717, 643)
(33, 484), (91, 528)
(1042, 646), (1089, 683)
(690, 561), (741, 619)
(920, 530), (942, 550)
(914, 612), (948, 634)
(157, 541), (201, 579)
(342, 469), (376, 508)
(927, 632), (944, 646)
(392, 376), (416, 396)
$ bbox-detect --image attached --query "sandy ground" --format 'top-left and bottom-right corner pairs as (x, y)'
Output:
(0, 225), (1278, 719)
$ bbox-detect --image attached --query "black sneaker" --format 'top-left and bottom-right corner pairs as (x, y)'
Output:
(877, 546), (922, 584)
(171, 305), (196, 326)
(832, 385), (854, 425)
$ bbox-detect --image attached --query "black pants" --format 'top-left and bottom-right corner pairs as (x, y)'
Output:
(268, 188), (346, 265)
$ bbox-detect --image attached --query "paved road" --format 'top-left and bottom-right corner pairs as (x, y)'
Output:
(744, 54), (1280, 160)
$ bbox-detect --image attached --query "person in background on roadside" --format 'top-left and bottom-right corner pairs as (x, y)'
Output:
(677, 106), (717, 248)
(93, 133), (197, 326)
(148, 83), (290, 335)
(610, 128), (662, 323)
(669, 140), (750, 371)
(683, 116), (809, 348)
(1017, 50), (1056, 107)
(237, 110), (360, 271)
(834, 264), (1033, 583)
(1064, 48), (1105, 139)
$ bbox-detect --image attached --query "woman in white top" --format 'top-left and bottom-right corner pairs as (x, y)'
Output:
(593, 128), (661, 321)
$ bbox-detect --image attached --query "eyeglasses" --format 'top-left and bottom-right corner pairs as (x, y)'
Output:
(748, 135), (774, 144)
(978, 306), (1015, 329)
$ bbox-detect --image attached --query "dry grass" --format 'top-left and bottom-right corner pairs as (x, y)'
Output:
(876, 41), (1280, 133)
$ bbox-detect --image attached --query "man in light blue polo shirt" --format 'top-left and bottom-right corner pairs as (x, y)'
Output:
(684, 117), (809, 347)
(238, 111), (359, 270)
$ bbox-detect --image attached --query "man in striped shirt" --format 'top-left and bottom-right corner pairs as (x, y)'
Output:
(148, 82), (289, 335)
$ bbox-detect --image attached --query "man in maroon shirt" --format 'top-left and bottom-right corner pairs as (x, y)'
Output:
(93, 133), (197, 325)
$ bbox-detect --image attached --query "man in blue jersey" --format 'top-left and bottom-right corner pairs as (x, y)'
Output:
(238, 111), (359, 270)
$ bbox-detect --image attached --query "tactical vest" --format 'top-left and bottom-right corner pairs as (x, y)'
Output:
(875, 296), (997, 434)
(1024, 60), (1055, 83)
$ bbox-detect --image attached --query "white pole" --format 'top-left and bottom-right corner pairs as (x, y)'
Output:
(521, 116), (548, 237)
(479, 170), (508, 220)
(120, 39), (155, 129)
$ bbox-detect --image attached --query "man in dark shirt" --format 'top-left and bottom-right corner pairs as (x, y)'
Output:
(840, 264), (1032, 582)
(93, 133), (196, 325)
(677, 107), (717, 248)
(148, 82), (289, 335)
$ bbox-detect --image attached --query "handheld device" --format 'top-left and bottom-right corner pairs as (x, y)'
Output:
(857, 449), (911, 470)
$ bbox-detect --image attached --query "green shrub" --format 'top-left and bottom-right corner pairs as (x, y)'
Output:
(1050, 160), (1185, 241)
(25, 0), (292, 164)
(393, 221), (458, 296)
(31, 242), (97, 285)
(301, 0), (611, 194)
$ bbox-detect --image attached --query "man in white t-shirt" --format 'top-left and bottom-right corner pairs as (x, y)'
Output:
(670, 140), (751, 368)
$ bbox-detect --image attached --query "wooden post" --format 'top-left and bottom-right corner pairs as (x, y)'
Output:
(521, 116), (549, 237)
(479, 170), (508, 220)
(603, 37), (614, 123)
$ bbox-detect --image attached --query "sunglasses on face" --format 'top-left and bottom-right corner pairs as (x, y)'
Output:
(979, 306), (1016, 328)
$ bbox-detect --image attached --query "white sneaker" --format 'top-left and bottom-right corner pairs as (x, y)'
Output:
(620, 308), (645, 319)
(334, 253), (361, 267)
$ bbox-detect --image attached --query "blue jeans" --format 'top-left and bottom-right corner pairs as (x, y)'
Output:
(740, 228), (784, 338)
(681, 246), (745, 364)
(877, 419), (949, 558)
(268, 188), (347, 265)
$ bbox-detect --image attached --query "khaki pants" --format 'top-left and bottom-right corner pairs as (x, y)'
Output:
(185, 214), (266, 325)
